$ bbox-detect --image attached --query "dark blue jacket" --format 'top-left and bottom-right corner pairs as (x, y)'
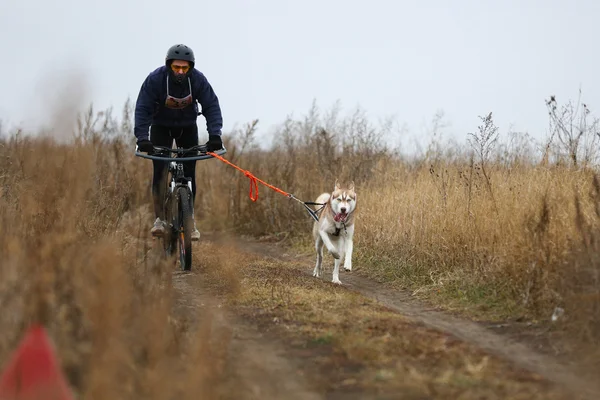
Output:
(133, 66), (223, 142)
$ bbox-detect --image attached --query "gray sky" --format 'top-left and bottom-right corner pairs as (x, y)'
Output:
(1, 0), (599, 152)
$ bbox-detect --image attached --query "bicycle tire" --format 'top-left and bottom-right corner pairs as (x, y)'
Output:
(177, 186), (194, 271)
(163, 191), (177, 259)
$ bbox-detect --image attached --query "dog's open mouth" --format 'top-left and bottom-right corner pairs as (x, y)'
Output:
(334, 212), (348, 222)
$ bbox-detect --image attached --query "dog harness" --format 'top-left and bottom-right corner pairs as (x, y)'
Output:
(331, 206), (350, 236)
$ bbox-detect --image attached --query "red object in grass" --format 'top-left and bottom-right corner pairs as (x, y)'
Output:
(0, 324), (74, 400)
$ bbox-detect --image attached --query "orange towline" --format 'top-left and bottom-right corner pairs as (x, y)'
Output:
(207, 151), (290, 202)
(207, 151), (324, 222)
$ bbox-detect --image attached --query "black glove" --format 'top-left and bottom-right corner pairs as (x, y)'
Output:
(137, 139), (154, 153)
(206, 134), (223, 152)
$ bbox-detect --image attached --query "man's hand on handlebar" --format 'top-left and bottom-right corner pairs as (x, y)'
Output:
(206, 134), (223, 152)
(137, 139), (154, 154)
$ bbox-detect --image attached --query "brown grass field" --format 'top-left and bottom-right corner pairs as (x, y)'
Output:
(0, 97), (599, 398)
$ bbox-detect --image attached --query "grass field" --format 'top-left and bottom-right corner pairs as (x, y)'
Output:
(189, 99), (600, 360)
(1, 95), (599, 395)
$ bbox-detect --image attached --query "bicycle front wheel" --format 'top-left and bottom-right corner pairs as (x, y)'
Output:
(176, 186), (194, 271)
(163, 191), (177, 259)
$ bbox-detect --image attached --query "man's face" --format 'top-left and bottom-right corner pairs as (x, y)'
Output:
(170, 60), (190, 82)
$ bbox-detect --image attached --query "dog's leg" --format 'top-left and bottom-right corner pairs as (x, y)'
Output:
(343, 226), (354, 272)
(313, 236), (324, 278)
(319, 230), (340, 260)
(332, 257), (342, 284)
(344, 237), (353, 271)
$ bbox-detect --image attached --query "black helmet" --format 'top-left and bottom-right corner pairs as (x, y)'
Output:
(165, 44), (195, 68)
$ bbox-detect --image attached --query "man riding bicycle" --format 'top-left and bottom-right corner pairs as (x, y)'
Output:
(134, 43), (224, 241)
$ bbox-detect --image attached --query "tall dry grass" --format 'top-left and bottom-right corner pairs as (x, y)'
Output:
(0, 118), (233, 398)
(1, 91), (599, 380)
(192, 99), (600, 357)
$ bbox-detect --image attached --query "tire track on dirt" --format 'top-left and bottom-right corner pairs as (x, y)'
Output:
(332, 274), (600, 400)
(170, 270), (323, 400)
(225, 235), (600, 400)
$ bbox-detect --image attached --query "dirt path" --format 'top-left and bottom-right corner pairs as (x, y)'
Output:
(170, 270), (323, 400)
(220, 234), (600, 400)
(330, 273), (600, 400)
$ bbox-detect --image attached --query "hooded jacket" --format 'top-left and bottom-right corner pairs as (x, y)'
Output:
(133, 66), (223, 142)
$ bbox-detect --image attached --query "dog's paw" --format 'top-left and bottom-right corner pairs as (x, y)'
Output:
(329, 250), (341, 259)
(343, 266), (352, 272)
(332, 278), (343, 285)
(312, 270), (321, 278)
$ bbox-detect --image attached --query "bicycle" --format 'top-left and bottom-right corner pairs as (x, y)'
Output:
(134, 143), (227, 271)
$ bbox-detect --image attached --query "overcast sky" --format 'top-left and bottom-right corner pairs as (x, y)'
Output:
(1, 0), (598, 152)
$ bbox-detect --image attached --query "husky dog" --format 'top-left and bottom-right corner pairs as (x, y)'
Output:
(312, 180), (357, 284)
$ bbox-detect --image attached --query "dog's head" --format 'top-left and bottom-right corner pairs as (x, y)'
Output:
(330, 179), (357, 222)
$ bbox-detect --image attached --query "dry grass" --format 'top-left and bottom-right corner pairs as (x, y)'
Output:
(0, 132), (235, 398)
(190, 102), (600, 361)
(1, 94), (600, 393)
(222, 252), (567, 399)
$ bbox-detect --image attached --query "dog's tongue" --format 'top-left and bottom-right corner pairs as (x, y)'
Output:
(334, 213), (347, 222)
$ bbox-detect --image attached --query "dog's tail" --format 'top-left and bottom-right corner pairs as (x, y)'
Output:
(311, 192), (330, 217)
(314, 192), (330, 207)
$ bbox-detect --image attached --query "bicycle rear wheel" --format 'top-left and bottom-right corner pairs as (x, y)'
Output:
(176, 186), (194, 271)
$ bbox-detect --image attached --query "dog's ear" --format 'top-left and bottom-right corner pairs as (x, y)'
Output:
(348, 181), (355, 191)
(334, 179), (340, 191)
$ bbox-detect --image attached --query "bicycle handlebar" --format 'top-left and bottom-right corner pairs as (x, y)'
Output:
(134, 144), (227, 161)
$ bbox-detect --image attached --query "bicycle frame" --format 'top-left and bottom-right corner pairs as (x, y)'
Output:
(135, 143), (227, 270)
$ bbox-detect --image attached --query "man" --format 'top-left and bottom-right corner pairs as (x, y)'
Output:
(134, 43), (224, 240)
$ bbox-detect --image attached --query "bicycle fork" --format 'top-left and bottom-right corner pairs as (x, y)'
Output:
(169, 162), (193, 194)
